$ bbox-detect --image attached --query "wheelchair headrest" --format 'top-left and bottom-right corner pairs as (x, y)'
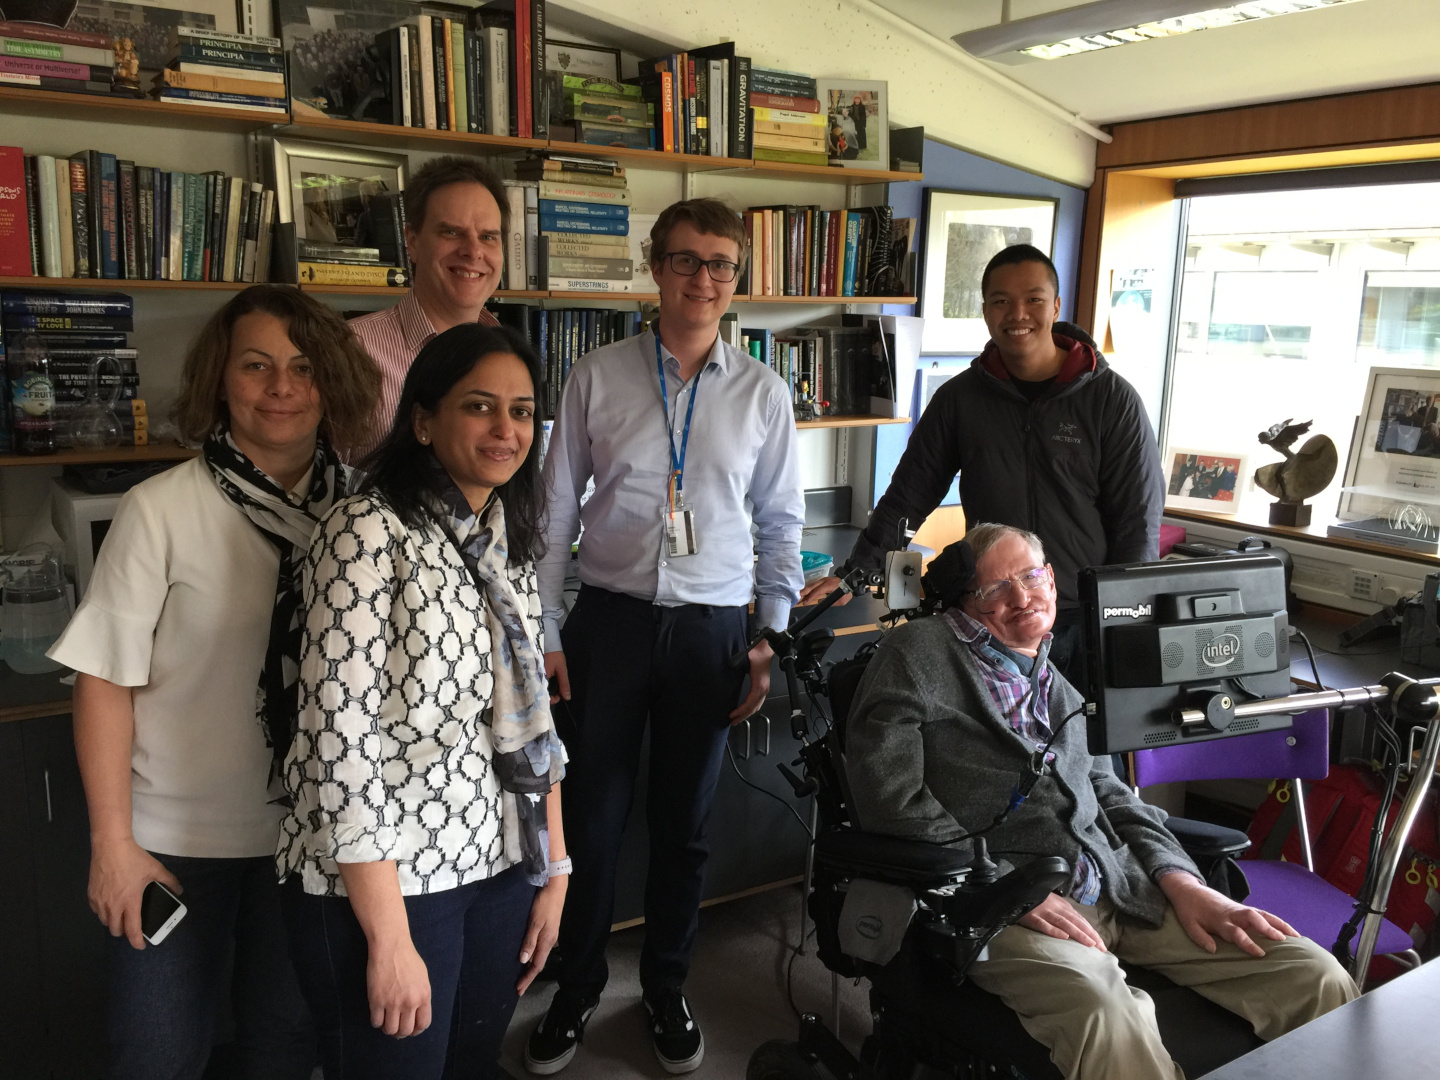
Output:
(921, 539), (977, 612)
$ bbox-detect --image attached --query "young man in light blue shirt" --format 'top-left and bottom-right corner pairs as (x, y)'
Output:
(527, 198), (805, 1075)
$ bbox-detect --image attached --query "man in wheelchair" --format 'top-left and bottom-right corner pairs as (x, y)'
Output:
(842, 523), (1358, 1080)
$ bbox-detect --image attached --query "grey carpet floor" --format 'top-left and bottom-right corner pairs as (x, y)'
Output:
(500, 883), (872, 1079)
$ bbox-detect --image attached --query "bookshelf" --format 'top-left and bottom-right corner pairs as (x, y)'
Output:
(0, 444), (196, 468)
(0, 86), (279, 131)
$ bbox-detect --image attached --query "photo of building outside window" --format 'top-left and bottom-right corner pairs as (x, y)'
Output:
(1162, 181), (1440, 516)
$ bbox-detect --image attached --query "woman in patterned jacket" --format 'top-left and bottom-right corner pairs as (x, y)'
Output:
(278, 323), (568, 1080)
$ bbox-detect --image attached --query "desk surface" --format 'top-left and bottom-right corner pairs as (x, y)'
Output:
(1291, 604), (1440, 689)
(1202, 958), (1440, 1079)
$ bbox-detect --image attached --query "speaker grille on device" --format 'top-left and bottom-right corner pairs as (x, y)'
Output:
(1163, 641), (1184, 669)
(1254, 633), (1275, 658)
(1144, 730), (1178, 746)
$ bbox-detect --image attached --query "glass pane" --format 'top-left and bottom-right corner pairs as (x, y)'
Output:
(1357, 272), (1440, 366)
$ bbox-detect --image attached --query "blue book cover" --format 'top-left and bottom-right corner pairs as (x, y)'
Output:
(841, 212), (859, 298)
(538, 199), (628, 220)
(539, 215), (628, 236)
(96, 152), (119, 279)
(159, 87), (287, 109)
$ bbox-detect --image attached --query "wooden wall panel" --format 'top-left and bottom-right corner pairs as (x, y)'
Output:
(1098, 82), (1440, 170)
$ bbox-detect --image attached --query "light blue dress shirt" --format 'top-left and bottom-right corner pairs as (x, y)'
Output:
(539, 328), (805, 650)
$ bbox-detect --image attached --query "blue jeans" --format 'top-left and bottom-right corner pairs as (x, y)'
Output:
(107, 852), (315, 1080)
(281, 866), (535, 1080)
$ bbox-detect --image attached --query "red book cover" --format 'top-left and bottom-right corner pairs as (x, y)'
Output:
(514, 0), (531, 138)
(0, 145), (33, 276)
(750, 92), (819, 113)
(0, 20), (114, 49)
(826, 211), (840, 296)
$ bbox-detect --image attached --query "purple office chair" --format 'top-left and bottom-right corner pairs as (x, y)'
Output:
(1132, 708), (1420, 980)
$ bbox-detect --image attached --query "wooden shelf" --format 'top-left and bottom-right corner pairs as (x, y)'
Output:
(0, 444), (196, 468)
(738, 295), (916, 305)
(797, 415), (910, 429)
(0, 86), (282, 130)
(0, 275), (250, 291)
(280, 116), (547, 153)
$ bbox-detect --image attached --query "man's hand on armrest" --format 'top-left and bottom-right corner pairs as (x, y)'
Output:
(1018, 893), (1107, 952)
(1159, 870), (1296, 957)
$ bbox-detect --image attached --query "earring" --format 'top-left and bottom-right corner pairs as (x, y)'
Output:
(419, 435), (429, 444)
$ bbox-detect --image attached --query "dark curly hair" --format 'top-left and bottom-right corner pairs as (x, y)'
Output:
(357, 323), (546, 564)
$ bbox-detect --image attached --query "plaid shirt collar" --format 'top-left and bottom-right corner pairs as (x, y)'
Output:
(943, 608), (1054, 741)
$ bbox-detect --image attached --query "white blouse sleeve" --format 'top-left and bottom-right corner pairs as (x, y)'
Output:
(48, 485), (169, 686)
(288, 499), (403, 864)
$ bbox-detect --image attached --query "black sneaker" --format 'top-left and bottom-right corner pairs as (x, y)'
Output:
(523, 992), (598, 1075)
(643, 989), (705, 1074)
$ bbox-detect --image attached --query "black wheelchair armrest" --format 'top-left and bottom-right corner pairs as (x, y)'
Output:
(1164, 816), (1251, 860)
(814, 830), (972, 888)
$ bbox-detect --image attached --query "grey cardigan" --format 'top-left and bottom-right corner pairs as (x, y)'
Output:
(843, 616), (1198, 927)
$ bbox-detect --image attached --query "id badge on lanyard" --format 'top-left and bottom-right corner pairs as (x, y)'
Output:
(658, 334), (700, 558)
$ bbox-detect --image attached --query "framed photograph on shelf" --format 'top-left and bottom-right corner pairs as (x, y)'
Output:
(270, 138), (406, 264)
(815, 79), (888, 170)
(1331, 366), (1440, 551)
(544, 38), (623, 124)
(918, 190), (1058, 355)
(1164, 448), (1247, 514)
(69, 0), (240, 70)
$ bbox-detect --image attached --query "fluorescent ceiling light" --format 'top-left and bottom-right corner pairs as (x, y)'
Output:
(953, 0), (1366, 63)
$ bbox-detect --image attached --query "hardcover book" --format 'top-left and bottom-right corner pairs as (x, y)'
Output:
(0, 146), (31, 276)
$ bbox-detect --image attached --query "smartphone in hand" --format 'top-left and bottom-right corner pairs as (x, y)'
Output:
(140, 880), (186, 945)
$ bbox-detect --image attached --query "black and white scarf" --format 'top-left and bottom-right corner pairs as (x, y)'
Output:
(203, 428), (348, 775)
(436, 479), (565, 884)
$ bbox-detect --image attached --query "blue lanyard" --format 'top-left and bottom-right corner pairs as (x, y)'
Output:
(656, 333), (702, 492)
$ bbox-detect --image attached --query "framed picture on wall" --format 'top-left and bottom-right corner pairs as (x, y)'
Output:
(67, 0), (241, 70)
(815, 78), (888, 170)
(270, 137), (407, 249)
(918, 189), (1058, 355)
(1164, 447), (1247, 513)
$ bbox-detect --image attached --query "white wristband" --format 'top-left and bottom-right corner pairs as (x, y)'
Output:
(547, 857), (573, 877)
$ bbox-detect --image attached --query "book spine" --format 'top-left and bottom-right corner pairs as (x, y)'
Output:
(174, 61), (285, 83)
(53, 157), (73, 278)
(735, 57), (752, 159)
(546, 256), (632, 278)
(843, 212), (859, 297)
(159, 67), (287, 98)
(2, 36), (112, 67)
(297, 262), (408, 286)
(204, 170), (221, 280)
(0, 293), (132, 315)
(539, 215), (628, 236)
(504, 182), (525, 290)
(152, 171), (165, 280)
(118, 161), (137, 279)
(750, 91), (818, 112)
(657, 69), (675, 153)
(465, 29), (481, 133)
(442, 18), (456, 132)
(159, 86), (288, 109)
(752, 106), (827, 126)
(708, 59), (721, 157)
(694, 58), (707, 157)
(255, 189), (275, 283)
(0, 146), (31, 276)
(514, 0), (531, 139)
(2, 314), (132, 330)
(232, 183), (252, 282)
(96, 153), (117, 278)
(167, 170), (183, 281)
(548, 277), (633, 293)
(242, 182), (262, 281)
(538, 199), (627, 219)
(0, 72), (110, 93)
(36, 154), (61, 278)
(0, 55), (109, 81)
(524, 183), (539, 290)
(486, 28), (509, 137)
(432, 18), (448, 130)
(543, 238), (629, 258)
(23, 155), (39, 274)
(0, 21), (112, 48)
(174, 27), (282, 49)
(407, 23), (423, 128)
(531, 0), (546, 139)
(135, 167), (152, 279)
(392, 26), (409, 127)
(21, 332), (127, 347)
(418, 16), (437, 129)
(175, 43), (284, 70)
(179, 172), (200, 280)
(449, 22), (466, 133)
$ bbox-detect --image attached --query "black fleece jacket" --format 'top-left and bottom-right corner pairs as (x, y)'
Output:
(848, 332), (1164, 613)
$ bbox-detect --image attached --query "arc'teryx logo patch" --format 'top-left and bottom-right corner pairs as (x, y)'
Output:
(1053, 421), (1081, 445)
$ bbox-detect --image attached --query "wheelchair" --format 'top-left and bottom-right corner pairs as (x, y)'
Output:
(745, 586), (1266, 1080)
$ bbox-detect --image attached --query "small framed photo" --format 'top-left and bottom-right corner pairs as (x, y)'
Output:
(918, 189), (1058, 355)
(270, 138), (407, 249)
(815, 79), (888, 170)
(1165, 449), (1248, 513)
(1337, 366), (1440, 527)
(545, 38), (622, 80)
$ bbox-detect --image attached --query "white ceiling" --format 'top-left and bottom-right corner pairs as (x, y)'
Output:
(868, 0), (1440, 125)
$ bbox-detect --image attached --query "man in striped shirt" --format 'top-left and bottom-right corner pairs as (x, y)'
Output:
(346, 156), (507, 461)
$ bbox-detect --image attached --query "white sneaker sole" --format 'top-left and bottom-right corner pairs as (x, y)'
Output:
(524, 1042), (577, 1076)
(655, 1033), (705, 1075)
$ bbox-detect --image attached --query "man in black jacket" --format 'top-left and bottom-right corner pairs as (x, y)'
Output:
(803, 244), (1164, 683)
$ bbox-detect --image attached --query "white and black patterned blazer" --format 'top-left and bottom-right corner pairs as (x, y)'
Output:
(276, 493), (543, 897)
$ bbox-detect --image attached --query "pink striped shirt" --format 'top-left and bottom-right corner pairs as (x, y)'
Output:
(346, 291), (500, 463)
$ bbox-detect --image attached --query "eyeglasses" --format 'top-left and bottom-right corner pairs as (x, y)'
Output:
(972, 565), (1051, 604)
(659, 252), (741, 283)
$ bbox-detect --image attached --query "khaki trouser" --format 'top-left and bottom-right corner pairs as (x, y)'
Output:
(967, 895), (1359, 1080)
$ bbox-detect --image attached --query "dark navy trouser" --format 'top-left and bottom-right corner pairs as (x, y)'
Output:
(552, 584), (749, 1001)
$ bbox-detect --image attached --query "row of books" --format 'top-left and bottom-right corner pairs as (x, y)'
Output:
(0, 146), (274, 284)
(741, 204), (910, 298)
(740, 322), (889, 419)
(360, 0), (544, 137)
(153, 27), (287, 116)
(1, 290), (148, 454)
(0, 19), (115, 97)
(490, 304), (645, 418)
